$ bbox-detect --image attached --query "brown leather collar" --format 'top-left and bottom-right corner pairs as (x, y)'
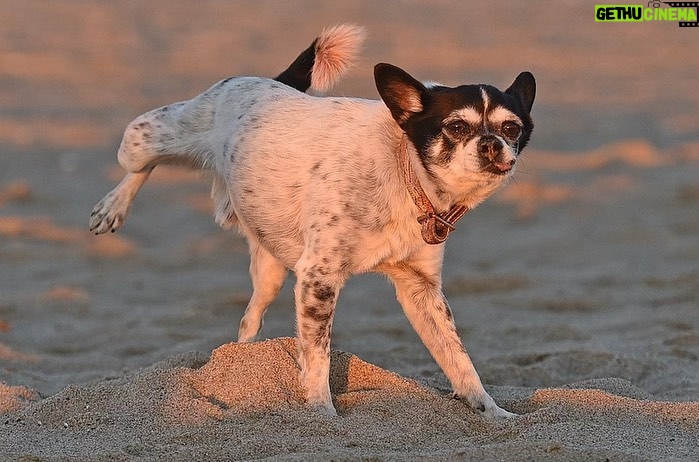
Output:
(397, 135), (469, 245)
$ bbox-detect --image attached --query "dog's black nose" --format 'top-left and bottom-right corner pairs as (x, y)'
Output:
(478, 136), (502, 161)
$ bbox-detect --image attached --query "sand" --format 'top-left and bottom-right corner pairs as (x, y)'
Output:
(1, 1), (698, 460)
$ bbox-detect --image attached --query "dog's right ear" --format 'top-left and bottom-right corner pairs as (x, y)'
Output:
(374, 63), (428, 126)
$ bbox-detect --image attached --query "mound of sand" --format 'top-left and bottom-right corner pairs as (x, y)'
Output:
(2, 339), (698, 460)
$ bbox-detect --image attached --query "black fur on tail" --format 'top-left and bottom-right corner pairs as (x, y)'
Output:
(274, 40), (316, 92)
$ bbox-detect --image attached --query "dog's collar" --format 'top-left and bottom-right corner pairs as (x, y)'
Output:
(398, 135), (468, 245)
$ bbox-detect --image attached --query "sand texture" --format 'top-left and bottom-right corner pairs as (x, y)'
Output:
(1, 1), (699, 460)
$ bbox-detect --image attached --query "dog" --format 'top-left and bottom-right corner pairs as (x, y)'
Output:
(90, 24), (535, 419)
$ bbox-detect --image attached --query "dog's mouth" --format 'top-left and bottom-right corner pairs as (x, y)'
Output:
(482, 159), (515, 176)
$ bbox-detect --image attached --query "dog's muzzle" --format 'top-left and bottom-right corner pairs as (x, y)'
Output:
(478, 136), (514, 174)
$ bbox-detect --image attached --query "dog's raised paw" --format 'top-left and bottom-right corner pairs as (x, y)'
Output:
(89, 192), (129, 234)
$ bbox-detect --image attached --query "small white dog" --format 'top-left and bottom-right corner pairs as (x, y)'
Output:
(90, 24), (535, 419)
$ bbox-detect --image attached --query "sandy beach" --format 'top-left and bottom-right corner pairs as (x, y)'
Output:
(1, 1), (698, 460)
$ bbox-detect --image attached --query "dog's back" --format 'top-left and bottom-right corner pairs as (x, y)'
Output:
(115, 25), (365, 176)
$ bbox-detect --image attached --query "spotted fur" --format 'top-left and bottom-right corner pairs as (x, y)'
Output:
(90, 25), (535, 419)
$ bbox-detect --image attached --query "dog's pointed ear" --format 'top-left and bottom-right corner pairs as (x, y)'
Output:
(374, 63), (428, 125)
(506, 71), (536, 114)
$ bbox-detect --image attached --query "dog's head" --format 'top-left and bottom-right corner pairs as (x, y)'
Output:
(375, 63), (535, 206)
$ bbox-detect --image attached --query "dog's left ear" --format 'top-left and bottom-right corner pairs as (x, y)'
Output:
(506, 71), (536, 114)
(374, 63), (428, 126)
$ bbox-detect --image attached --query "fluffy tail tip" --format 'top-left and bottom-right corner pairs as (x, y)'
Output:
(310, 24), (366, 93)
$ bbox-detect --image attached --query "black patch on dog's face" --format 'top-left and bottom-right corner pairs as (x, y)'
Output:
(401, 85), (483, 168)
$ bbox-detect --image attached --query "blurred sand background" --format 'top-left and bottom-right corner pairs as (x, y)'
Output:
(1, 1), (698, 460)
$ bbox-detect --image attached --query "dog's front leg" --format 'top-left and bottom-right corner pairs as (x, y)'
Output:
(383, 249), (516, 419)
(293, 257), (344, 416)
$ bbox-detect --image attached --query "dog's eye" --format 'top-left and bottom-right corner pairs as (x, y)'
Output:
(444, 121), (468, 137)
(501, 121), (521, 139)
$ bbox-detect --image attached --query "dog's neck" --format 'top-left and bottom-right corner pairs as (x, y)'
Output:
(397, 134), (468, 245)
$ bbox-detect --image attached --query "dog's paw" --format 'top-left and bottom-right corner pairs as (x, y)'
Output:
(303, 389), (338, 417)
(308, 401), (338, 418)
(89, 191), (131, 234)
(480, 402), (517, 419)
(454, 392), (517, 419)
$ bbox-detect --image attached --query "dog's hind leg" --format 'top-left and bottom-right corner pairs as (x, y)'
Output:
(89, 169), (153, 234)
(383, 248), (516, 420)
(90, 103), (213, 234)
(211, 175), (238, 229)
(237, 241), (288, 343)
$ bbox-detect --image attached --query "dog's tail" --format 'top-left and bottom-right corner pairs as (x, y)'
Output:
(274, 24), (365, 93)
